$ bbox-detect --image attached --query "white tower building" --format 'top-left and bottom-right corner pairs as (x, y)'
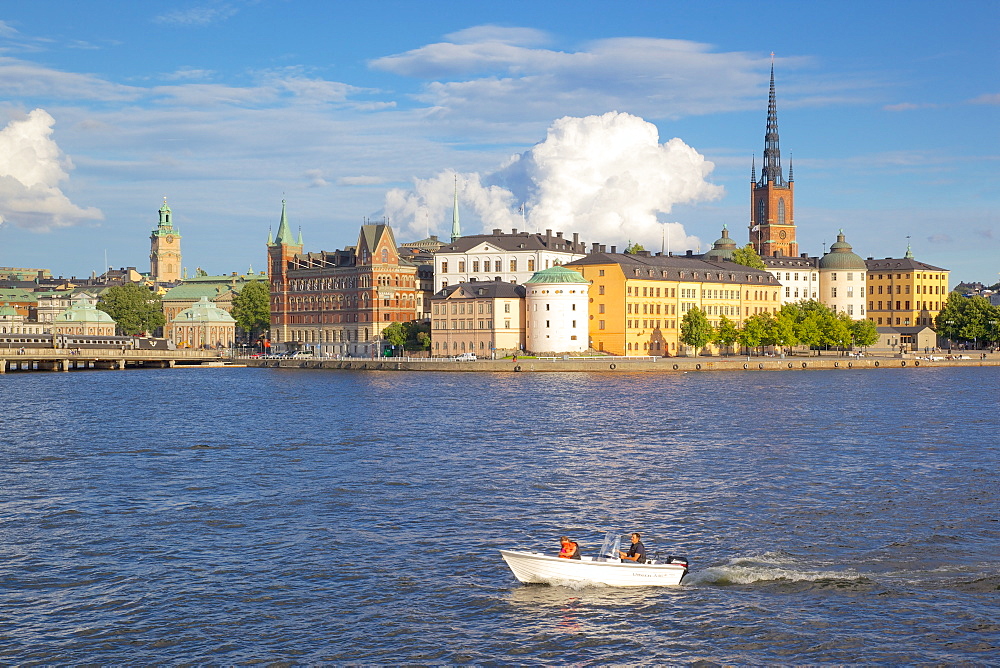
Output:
(524, 265), (590, 354)
(819, 230), (867, 319)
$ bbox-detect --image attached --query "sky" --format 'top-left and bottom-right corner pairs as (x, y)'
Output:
(0, 0), (997, 283)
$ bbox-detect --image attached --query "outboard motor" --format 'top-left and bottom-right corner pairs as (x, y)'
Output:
(667, 555), (690, 574)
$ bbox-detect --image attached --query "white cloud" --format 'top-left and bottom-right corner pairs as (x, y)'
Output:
(383, 111), (720, 251)
(0, 109), (103, 231)
(372, 34), (798, 121)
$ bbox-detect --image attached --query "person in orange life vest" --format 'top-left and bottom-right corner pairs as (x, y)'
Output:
(558, 536), (573, 558)
(567, 541), (581, 560)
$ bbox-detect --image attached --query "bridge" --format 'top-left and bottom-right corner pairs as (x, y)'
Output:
(1, 348), (231, 373)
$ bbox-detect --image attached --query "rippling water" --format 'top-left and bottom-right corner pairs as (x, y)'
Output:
(1, 366), (998, 663)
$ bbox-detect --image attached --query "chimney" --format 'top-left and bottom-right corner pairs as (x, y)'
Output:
(600, 245), (606, 252)
(573, 232), (579, 247)
(493, 228), (502, 235)
(686, 250), (693, 257)
(610, 246), (617, 253)
(592, 242), (600, 253)
(556, 231), (563, 238)
(511, 228), (518, 235)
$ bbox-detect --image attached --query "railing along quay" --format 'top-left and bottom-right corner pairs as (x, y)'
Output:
(1, 348), (230, 373)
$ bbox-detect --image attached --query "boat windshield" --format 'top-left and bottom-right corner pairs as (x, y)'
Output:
(599, 532), (622, 560)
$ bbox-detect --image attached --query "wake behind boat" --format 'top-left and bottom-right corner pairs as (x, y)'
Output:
(500, 532), (689, 587)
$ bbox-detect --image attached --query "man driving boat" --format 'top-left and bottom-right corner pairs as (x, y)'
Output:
(619, 532), (646, 563)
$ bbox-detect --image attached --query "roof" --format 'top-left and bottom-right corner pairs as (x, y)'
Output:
(54, 300), (115, 324)
(566, 252), (780, 285)
(819, 232), (866, 270)
(162, 283), (236, 301)
(438, 230), (587, 254)
(0, 288), (37, 303)
(865, 257), (948, 272)
(762, 255), (818, 269)
(524, 265), (589, 285)
(432, 281), (527, 300)
(173, 296), (236, 323)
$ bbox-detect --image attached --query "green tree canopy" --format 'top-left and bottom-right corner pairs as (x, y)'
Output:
(737, 313), (769, 354)
(97, 283), (166, 335)
(731, 244), (766, 270)
(624, 242), (646, 254)
(850, 318), (879, 348)
(231, 281), (270, 340)
(713, 315), (739, 355)
(680, 306), (713, 354)
(381, 322), (407, 347)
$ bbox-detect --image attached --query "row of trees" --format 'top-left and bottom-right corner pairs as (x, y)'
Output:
(935, 294), (1000, 348)
(94, 281), (272, 339)
(680, 300), (881, 356)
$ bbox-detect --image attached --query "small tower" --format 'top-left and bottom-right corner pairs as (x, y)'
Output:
(451, 175), (461, 242)
(150, 198), (182, 283)
(749, 60), (797, 258)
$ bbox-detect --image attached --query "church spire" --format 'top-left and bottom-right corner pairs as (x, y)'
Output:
(274, 199), (294, 245)
(450, 174), (461, 242)
(758, 57), (785, 187)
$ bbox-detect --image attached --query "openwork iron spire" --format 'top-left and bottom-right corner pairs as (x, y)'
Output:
(758, 59), (786, 187)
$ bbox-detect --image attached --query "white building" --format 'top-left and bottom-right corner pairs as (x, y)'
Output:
(818, 231), (867, 319)
(762, 255), (819, 307)
(433, 228), (589, 292)
(524, 266), (591, 354)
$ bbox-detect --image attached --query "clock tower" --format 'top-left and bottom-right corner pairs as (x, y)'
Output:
(150, 198), (182, 283)
(750, 62), (797, 258)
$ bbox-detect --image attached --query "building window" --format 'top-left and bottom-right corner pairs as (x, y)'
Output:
(527, 259), (535, 271)
(599, 285), (605, 295)
(458, 261), (466, 272)
(441, 261), (448, 273)
(504, 303), (510, 313)
(599, 320), (605, 330)
(510, 259), (517, 272)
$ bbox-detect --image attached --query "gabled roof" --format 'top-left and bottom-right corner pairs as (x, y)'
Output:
(432, 281), (526, 300)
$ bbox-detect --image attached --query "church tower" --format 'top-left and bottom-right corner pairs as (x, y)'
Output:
(750, 61), (797, 258)
(267, 199), (303, 345)
(150, 198), (182, 283)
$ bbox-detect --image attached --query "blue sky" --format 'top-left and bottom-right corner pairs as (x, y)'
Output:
(0, 0), (997, 283)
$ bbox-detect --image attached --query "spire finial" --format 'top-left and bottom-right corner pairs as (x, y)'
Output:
(905, 236), (914, 259)
(451, 173), (461, 242)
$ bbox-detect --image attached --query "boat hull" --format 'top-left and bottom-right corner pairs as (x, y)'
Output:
(500, 550), (687, 587)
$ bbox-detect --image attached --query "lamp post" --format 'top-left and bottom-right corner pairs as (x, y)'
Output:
(946, 320), (955, 353)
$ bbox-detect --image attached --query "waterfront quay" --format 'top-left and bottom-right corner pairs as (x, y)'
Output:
(243, 352), (1000, 373)
(1, 348), (229, 373)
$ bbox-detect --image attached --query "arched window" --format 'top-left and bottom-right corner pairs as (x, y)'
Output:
(778, 198), (786, 225)
(756, 199), (765, 226)
(381, 248), (389, 263)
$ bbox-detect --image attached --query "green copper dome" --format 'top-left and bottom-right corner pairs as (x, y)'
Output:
(0, 304), (19, 317)
(819, 230), (866, 270)
(55, 300), (115, 323)
(704, 225), (738, 261)
(174, 296), (236, 323)
(524, 265), (589, 284)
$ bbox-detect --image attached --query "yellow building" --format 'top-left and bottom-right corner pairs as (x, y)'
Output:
(566, 251), (782, 356)
(865, 248), (950, 328)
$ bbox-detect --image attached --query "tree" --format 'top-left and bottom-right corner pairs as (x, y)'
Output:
(624, 242), (646, 254)
(231, 281), (270, 341)
(850, 318), (879, 349)
(770, 311), (799, 353)
(731, 244), (766, 270)
(381, 322), (407, 347)
(97, 283), (165, 335)
(737, 313), (769, 355)
(712, 315), (739, 355)
(680, 307), (713, 355)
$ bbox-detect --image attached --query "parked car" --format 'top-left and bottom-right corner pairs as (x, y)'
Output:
(454, 352), (477, 361)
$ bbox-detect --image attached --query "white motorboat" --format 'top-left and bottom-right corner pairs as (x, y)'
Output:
(500, 532), (689, 587)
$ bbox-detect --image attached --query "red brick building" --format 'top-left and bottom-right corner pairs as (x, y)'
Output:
(267, 202), (419, 356)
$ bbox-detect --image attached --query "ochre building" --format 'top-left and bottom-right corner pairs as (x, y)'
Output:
(566, 251), (781, 356)
(866, 247), (950, 328)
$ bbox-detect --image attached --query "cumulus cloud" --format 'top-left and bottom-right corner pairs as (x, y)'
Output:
(383, 111), (720, 251)
(0, 109), (103, 231)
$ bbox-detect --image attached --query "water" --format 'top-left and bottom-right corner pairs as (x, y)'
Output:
(1, 366), (998, 663)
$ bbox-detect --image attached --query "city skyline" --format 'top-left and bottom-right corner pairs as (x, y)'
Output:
(0, 1), (996, 282)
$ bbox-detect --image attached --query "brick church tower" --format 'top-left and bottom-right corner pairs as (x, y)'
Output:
(267, 199), (303, 345)
(750, 62), (797, 258)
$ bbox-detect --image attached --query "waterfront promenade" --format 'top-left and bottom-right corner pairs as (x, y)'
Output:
(243, 352), (1000, 373)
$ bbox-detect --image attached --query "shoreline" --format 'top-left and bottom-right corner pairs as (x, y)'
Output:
(243, 354), (1000, 373)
